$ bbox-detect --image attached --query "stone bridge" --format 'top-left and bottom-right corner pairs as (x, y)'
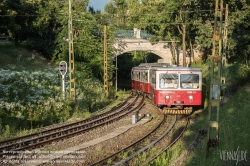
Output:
(113, 29), (201, 65)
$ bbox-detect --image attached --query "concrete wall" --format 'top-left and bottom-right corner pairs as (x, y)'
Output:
(113, 39), (202, 65)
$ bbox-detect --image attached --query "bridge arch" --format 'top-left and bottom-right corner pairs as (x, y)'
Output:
(113, 29), (202, 65)
(113, 39), (173, 64)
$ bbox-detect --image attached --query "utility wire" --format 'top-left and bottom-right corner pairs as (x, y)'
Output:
(5, 0), (38, 15)
(0, 14), (224, 26)
(0, 8), (217, 17)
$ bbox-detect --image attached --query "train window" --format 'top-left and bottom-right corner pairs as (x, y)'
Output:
(141, 72), (148, 82)
(137, 72), (139, 81)
(142, 72), (145, 82)
(150, 73), (156, 88)
(159, 73), (178, 89)
(180, 74), (199, 89)
(145, 72), (148, 82)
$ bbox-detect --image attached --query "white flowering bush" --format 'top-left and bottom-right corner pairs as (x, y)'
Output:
(0, 63), (111, 136)
(0, 67), (69, 128)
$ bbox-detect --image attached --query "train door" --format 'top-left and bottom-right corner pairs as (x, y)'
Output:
(131, 69), (134, 89)
(141, 71), (146, 93)
(144, 71), (150, 93)
(149, 69), (156, 102)
(139, 70), (143, 91)
(134, 70), (139, 90)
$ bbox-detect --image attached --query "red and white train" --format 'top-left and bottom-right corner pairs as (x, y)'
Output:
(131, 63), (202, 114)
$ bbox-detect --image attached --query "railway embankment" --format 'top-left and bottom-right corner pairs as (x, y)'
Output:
(182, 83), (250, 166)
(163, 62), (250, 166)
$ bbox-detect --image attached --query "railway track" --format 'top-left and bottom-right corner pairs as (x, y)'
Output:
(89, 113), (189, 166)
(141, 115), (189, 165)
(87, 103), (166, 165)
(0, 95), (144, 160)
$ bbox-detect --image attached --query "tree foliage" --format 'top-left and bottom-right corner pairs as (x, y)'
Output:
(103, 0), (250, 66)
(1, 0), (250, 81)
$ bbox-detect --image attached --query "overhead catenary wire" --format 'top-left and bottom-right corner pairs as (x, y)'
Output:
(0, 14), (226, 26)
(0, 1), (227, 27)
(2, 0), (230, 18)
(0, 10), (215, 17)
(0, 9), (216, 17)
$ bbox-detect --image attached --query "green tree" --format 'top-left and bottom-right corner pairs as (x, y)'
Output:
(104, 0), (129, 29)
(227, 1), (250, 66)
(3, 0), (38, 45)
(0, 1), (8, 35)
(29, 0), (61, 59)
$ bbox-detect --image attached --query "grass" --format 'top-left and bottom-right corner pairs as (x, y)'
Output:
(185, 61), (250, 166)
(184, 85), (250, 166)
(0, 44), (51, 69)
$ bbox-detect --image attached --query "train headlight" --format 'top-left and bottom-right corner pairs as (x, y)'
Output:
(188, 95), (193, 102)
(165, 95), (170, 103)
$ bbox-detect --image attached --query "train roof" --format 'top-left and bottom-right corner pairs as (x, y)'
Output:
(151, 66), (201, 71)
(132, 63), (201, 71)
(131, 63), (170, 70)
(139, 63), (170, 67)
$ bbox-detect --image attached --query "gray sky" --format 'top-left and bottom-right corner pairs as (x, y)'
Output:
(88, 0), (110, 12)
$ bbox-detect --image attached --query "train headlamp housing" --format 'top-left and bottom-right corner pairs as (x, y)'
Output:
(188, 95), (193, 102)
(165, 95), (170, 103)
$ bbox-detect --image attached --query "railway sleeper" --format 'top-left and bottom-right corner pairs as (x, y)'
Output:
(162, 108), (192, 115)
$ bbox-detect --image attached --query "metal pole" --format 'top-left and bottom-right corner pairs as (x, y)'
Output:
(62, 75), (65, 100)
(68, 0), (75, 99)
(104, 25), (108, 95)
(116, 55), (117, 91)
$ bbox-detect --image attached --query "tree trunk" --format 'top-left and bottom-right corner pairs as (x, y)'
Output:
(14, 33), (19, 46)
(182, 24), (186, 67)
(171, 42), (176, 65)
(190, 39), (195, 64)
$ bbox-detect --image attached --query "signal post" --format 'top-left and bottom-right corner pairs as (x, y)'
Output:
(59, 61), (67, 100)
(207, 0), (228, 156)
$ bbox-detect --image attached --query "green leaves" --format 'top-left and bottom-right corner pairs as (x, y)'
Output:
(1, 0), (250, 79)
(228, 2), (250, 64)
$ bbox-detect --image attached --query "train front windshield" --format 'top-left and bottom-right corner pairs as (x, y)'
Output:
(159, 73), (200, 89)
(159, 73), (178, 89)
(180, 74), (199, 89)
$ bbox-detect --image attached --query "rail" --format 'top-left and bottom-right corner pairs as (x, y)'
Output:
(0, 95), (140, 158)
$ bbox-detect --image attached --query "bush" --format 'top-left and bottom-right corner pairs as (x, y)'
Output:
(226, 63), (250, 93)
